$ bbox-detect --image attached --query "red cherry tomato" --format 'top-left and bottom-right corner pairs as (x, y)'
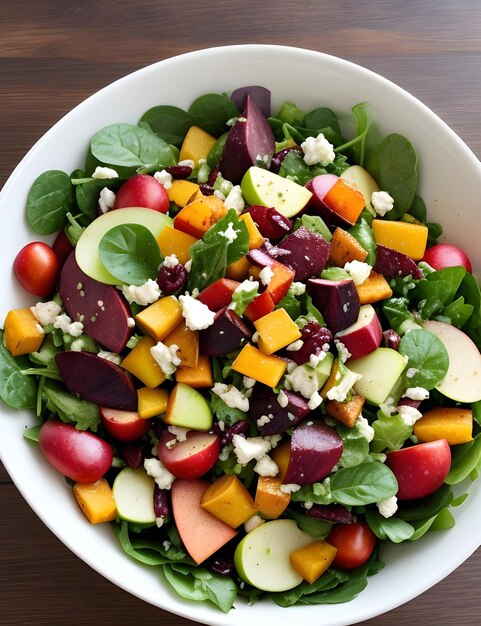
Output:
(113, 174), (169, 213)
(13, 241), (60, 297)
(422, 243), (472, 273)
(327, 521), (376, 570)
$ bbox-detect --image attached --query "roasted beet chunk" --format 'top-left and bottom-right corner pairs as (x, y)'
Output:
(248, 205), (292, 240)
(276, 226), (330, 280)
(374, 244), (423, 279)
(249, 384), (310, 436)
(289, 321), (333, 365)
(199, 307), (252, 357)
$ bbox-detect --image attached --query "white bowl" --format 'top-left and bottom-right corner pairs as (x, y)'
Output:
(1, 45), (480, 626)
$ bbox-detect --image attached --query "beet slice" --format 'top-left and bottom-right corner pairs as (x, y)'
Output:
(218, 94), (275, 184)
(288, 321), (332, 366)
(306, 278), (360, 334)
(276, 226), (330, 280)
(60, 252), (133, 353)
(230, 85), (271, 118)
(199, 307), (252, 357)
(249, 385), (310, 436)
(374, 244), (423, 279)
(306, 503), (356, 524)
(55, 351), (137, 411)
(248, 205), (292, 240)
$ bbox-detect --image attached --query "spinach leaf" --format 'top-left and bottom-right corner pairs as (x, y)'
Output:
(99, 223), (163, 286)
(207, 133), (228, 168)
(273, 569), (348, 607)
(382, 297), (417, 335)
(409, 507), (455, 541)
(139, 105), (193, 147)
(278, 150), (327, 186)
(91, 123), (175, 170)
(473, 400), (481, 427)
(414, 279), (452, 319)
(230, 282), (259, 315)
(426, 266), (466, 304)
(330, 461), (398, 506)
(303, 107), (342, 138)
(398, 328), (449, 390)
(284, 508), (332, 538)
(408, 194), (427, 222)
(291, 481), (332, 505)
(42, 380), (100, 431)
(367, 133), (418, 219)
(371, 410), (412, 453)
(23, 424), (42, 443)
(347, 102), (373, 167)
(276, 289), (302, 320)
(349, 218), (376, 265)
(337, 423), (370, 468)
(445, 433), (481, 485)
(26, 170), (73, 234)
(0, 333), (37, 410)
(29, 334), (60, 368)
(76, 177), (114, 219)
(458, 271), (481, 309)
(397, 484), (453, 521)
(163, 563), (237, 613)
(365, 509), (414, 542)
(188, 94), (239, 137)
(439, 297), (474, 329)
(186, 209), (249, 292)
(209, 392), (248, 425)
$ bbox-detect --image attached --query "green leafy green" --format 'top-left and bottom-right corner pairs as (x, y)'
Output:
(42, 380), (100, 431)
(296, 213), (332, 242)
(284, 508), (332, 538)
(398, 328), (449, 390)
(330, 462), (398, 506)
(139, 105), (193, 146)
(349, 218), (376, 265)
(0, 333), (37, 410)
(337, 423), (370, 468)
(445, 433), (481, 485)
(230, 282), (259, 315)
(365, 509), (414, 542)
(371, 411), (413, 453)
(397, 484), (453, 521)
(98, 223), (163, 286)
(188, 94), (239, 137)
(26, 170), (73, 234)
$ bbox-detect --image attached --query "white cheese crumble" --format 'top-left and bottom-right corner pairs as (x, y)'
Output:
(144, 457), (175, 490)
(403, 387), (430, 401)
(377, 496), (398, 518)
(285, 364), (319, 400)
(178, 159), (195, 168)
(280, 483), (301, 494)
(127, 317), (136, 328)
(334, 339), (352, 363)
(233, 279), (259, 296)
(243, 376), (256, 389)
(184, 259), (192, 273)
(156, 517), (165, 528)
(167, 425), (189, 442)
(289, 281), (306, 296)
(397, 404), (423, 426)
(232, 434), (271, 465)
(54, 314), (84, 337)
(309, 350), (328, 367)
(150, 342), (181, 375)
(344, 260), (372, 286)
(214, 190), (226, 201)
(179, 294), (215, 330)
(308, 390), (323, 410)
(277, 390), (289, 408)
(223, 185), (245, 214)
(218, 221), (238, 244)
(251, 331), (259, 343)
(163, 254), (179, 268)
(98, 187), (116, 213)
(259, 266), (274, 286)
(97, 351), (122, 365)
(301, 133), (335, 166)
(286, 339), (304, 352)
(153, 169), (173, 189)
(92, 166), (119, 179)
(256, 414), (273, 428)
(244, 514), (265, 533)
(254, 455), (279, 477)
(371, 190), (394, 217)
(406, 367), (418, 379)
(326, 369), (363, 402)
(212, 383), (249, 412)
(31, 301), (62, 326)
(356, 415), (375, 442)
(122, 279), (161, 306)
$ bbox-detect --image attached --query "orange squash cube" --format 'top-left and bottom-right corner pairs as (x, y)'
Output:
(157, 225), (198, 264)
(167, 180), (200, 207)
(73, 479), (117, 524)
(255, 476), (291, 519)
(356, 270), (393, 305)
(179, 125), (217, 165)
(239, 212), (265, 249)
(163, 320), (199, 368)
(231, 343), (287, 387)
(254, 307), (301, 355)
(289, 540), (338, 583)
(323, 179), (365, 225)
(174, 194), (227, 239)
(270, 440), (291, 481)
(200, 474), (257, 528)
(414, 407), (473, 445)
(134, 296), (183, 343)
(175, 355), (214, 388)
(121, 336), (166, 389)
(4, 308), (44, 356)
(226, 255), (251, 280)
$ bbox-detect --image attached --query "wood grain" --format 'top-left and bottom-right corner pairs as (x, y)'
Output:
(1, 1), (481, 624)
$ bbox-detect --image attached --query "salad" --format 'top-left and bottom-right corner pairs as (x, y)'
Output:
(1, 85), (481, 613)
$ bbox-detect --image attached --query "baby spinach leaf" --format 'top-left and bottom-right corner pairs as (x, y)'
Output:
(278, 150), (327, 186)
(273, 569), (348, 607)
(365, 509), (414, 543)
(337, 424), (370, 468)
(209, 392), (248, 425)
(91, 123), (175, 170)
(23, 424), (42, 443)
(367, 133), (418, 219)
(139, 105), (193, 147)
(99, 223), (163, 286)
(303, 107), (342, 138)
(230, 282), (259, 315)
(330, 461), (398, 506)
(42, 380), (100, 431)
(349, 218), (376, 265)
(296, 214), (332, 242)
(457, 271), (481, 310)
(284, 508), (332, 538)
(397, 483), (453, 521)
(371, 411), (412, 453)
(291, 481), (332, 505)
(398, 328), (449, 390)
(445, 433), (481, 485)
(207, 133), (228, 168)
(347, 102), (373, 167)
(26, 170), (73, 234)
(439, 297), (474, 329)
(0, 333), (37, 410)
(188, 94), (239, 137)
(382, 297), (416, 335)
(409, 507), (455, 541)
(473, 400), (481, 427)
(426, 266), (466, 303)
(408, 194), (427, 222)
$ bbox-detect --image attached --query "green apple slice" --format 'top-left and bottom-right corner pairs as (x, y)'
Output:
(348, 347), (407, 405)
(234, 519), (313, 592)
(76, 207), (172, 284)
(163, 382), (213, 431)
(241, 166), (312, 218)
(340, 165), (378, 216)
(423, 320), (481, 403)
(112, 467), (156, 524)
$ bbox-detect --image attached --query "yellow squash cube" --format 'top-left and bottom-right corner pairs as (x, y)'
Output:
(255, 476), (291, 519)
(372, 219), (428, 260)
(157, 225), (198, 265)
(4, 308), (44, 356)
(121, 336), (166, 389)
(254, 308), (301, 355)
(137, 386), (169, 418)
(73, 479), (117, 524)
(289, 540), (338, 584)
(239, 212), (265, 249)
(167, 180), (200, 208)
(175, 355), (214, 388)
(232, 343), (287, 387)
(135, 296), (183, 343)
(201, 474), (256, 528)
(179, 125), (217, 165)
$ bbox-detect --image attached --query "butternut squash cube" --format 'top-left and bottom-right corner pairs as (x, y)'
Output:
(323, 179), (365, 225)
(325, 394), (365, 428)
(157, 225), (198, 264)
(239, 212), (265, 249)
(255, 476), (290, 519)
(225, 255), (251, 280)
(179, 125), (217, 165)
(167, 180), (200, 208)
(73, 479), (117, 524)
(372, 219), (428, 260)
(328, 227), (368, 266)
(289, 540), (338, 584)
(254, 308), (301, 355)
(414, 407), (473, 445)
(137, 386), (169, 418)
(200, 474), (256, 528)
(121, 336), (166, 389)
(4, 308), (44, 356)
(232, 343), (287, 387)
(163, 320), (199, 368)
(270, 440), (291, 482)
(175, 355), (214, 388)
(356, 270), (393, 305)
(135, 296), (183, 343)
(174, 194), (227, 239)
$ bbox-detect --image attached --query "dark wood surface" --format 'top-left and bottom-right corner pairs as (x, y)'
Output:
(1, 1), (481, 624)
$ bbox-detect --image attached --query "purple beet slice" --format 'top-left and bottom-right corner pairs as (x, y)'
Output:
(199, 307), (252, 357)
(276, 226), (330, 280)
(230, 85), (272, 118)
(55, 351), (137, 411)
(374, 244), (423, 279)
(306, 278), (360, 334)
(60, 252), (133, 353)
(249, 385), (310, 436)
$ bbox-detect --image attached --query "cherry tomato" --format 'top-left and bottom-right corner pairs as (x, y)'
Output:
(327, 521), (376, 570)
(422, 243), (472, 273)
(113, 174), (169, 213)
(13, 241), (60, 297)
(52, 229), (74, 266)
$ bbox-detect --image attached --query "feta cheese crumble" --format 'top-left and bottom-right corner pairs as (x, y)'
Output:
(256, 414), (272, 428)
(218, 221), (238, 244)
(286, 339), (304, 352)
(371, 190), (394, 217)
(356, 415), (375, 442)
(54, 314), (84, 337)
(243, 376), (256, 389)
(377, 496), (398, 518)
(153, 169), (173, 189)
(285, 364), (319, 400)
(92, 166), (119, 179)
(31, 300), (62, 326)
(289, 281), (306, 296)
(179, 294), (215, 330)
(280, 483), (301, 494)
(144, 457), (175, 490)
(163, 254), (179, 268)
(334, 339), (352, 363)
(167, 425), (189, 442)
(301, 133), (335, 166)
(122, 279), (161, 306)
(344, 260), (372, 286)
(308, 390), (322, 410)
(244, 514), (265, 533)
(403, 387), (430, 401)
(98, 187), (116, 213)
(277, 390), (289, 408)
(397, 404), (423, 426)
(232, 434), (272, 465)
(97, 351), (122, 365)
(151, 342), (181, 375)
(259, 266), (274, 286)
(326, 369), (363, 402)
(254, 455), (279, 477)
(212, 383), (249, 412)
(223, 185), (245, 213)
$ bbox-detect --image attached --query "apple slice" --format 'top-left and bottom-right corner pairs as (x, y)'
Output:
(157, 429), (220, 480)
(112, 467), (156, 524)
(241, 166), (312, 218)
(163, 382), (213, 430)
(340, 165), (379, 216)
(348, 347), (407, 405)
(386, 439), (451, 500)
(100, 407), (151, 442)
(423, 320), (481, 403)
(335, 304), (383, 359)
(171, 479), (237, 564)
(234, 519), (313, 591)
(75, 207), (172, 284)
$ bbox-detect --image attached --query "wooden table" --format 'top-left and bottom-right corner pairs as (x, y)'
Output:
(1, 1), (481, 624)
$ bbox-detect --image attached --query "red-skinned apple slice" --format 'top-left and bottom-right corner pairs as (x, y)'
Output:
(386, 439), (451, 500)
(158, 429), (221, 479)
(99, 407), (151, 442)
(335, 304), (383, 359)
